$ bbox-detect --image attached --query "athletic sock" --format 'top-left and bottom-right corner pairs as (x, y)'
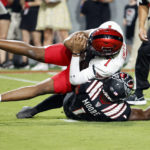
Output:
(32, 94), (66, 115)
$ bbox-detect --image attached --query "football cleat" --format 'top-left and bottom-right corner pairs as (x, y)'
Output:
(125, 93), (147, 105)
(16, 106), (36, 119)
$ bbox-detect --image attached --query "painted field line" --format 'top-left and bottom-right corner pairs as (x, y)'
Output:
(0, 71), (58, 83)
(47, 72), (58, 76)
(0, 75), (38, 84)
(60, 119), (79, 122)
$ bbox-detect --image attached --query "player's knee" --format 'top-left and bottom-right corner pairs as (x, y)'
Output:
(34, 81), (54, 95)
(28, 47), (45, 62)
(33, 85), (49, 95)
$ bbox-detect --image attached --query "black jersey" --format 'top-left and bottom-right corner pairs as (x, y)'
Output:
(124, 4), (138, 39)
(81, 0), (110, 29)
(63, 80), (131, 121)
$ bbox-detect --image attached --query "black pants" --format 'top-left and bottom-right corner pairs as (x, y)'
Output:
(135, 28), (150, 90)
(63, 92), (80, 120)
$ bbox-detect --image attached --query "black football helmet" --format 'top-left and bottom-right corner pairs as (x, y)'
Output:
(102, 72), (134, 102)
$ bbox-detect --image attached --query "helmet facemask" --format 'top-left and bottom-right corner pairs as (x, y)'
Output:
(101, 72), (134, 103)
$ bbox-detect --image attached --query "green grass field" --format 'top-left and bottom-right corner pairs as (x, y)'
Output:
(0, 70), (150, 150)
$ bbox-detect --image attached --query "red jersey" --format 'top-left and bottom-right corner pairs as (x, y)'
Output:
(0, 0), (8, 6)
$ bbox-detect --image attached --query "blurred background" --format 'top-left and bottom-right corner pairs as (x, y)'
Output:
(68, 0), (128, 32)
(0, 0), (138, 70)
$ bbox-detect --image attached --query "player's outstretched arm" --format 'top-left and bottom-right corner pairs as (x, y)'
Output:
(0, 40), (45, 62)
(0, 78), (54, 102)
(128, 107), (150, 121)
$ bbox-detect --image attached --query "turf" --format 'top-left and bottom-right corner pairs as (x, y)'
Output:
(0, 71), (150, 150)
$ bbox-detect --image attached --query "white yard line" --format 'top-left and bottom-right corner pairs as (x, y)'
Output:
(0, 75), (38, 84)
(47, 72), (58, 76)
(60, 119), (79, 122)
(0, 72), (58, 84)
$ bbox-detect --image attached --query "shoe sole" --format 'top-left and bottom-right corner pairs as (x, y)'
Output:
(127, 101), (147, 105)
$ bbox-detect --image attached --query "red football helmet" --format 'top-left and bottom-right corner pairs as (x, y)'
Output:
(88, 21), (123, 56)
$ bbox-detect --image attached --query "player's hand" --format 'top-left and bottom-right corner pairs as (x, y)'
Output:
(64, 32), (88, 54)
(71, 33), (88, 54)
(139, 27), (148, 41)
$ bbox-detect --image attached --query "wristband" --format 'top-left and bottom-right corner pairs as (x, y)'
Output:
(0, 95), (1, 102)
(72, 53), (80, 56)
(24, 2), (30, 8)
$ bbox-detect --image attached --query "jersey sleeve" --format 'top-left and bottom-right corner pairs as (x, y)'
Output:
(101, 102), (131, 121)
(70, 56), (95, 85)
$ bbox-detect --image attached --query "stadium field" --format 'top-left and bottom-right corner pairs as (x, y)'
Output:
(0, 69), (150, 150)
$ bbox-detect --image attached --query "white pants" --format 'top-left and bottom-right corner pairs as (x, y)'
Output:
(7, 12), (22, 40)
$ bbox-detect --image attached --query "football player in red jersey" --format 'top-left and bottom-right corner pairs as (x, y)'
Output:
(0, 21), (127, 105)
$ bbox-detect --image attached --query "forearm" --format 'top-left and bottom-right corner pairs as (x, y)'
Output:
(1, 86), (40, 102)
(1, 78), (54, 102)
(0, 40), (30, 54)
(70, 56), (94, 85)
(0, 40), (45, 62)
(138, 5), (149, 29)
(70, 56), (81, 85)
(123, 18), (127, 26)
(7, 0), (14, 5)
(28, 0), (42, 7)
(129, 107), (150, 121)
(99, 0), (113, 3)
(20, 0), (24, 7)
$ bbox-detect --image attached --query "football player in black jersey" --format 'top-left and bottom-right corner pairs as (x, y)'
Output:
(16, 72), (150, 122)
